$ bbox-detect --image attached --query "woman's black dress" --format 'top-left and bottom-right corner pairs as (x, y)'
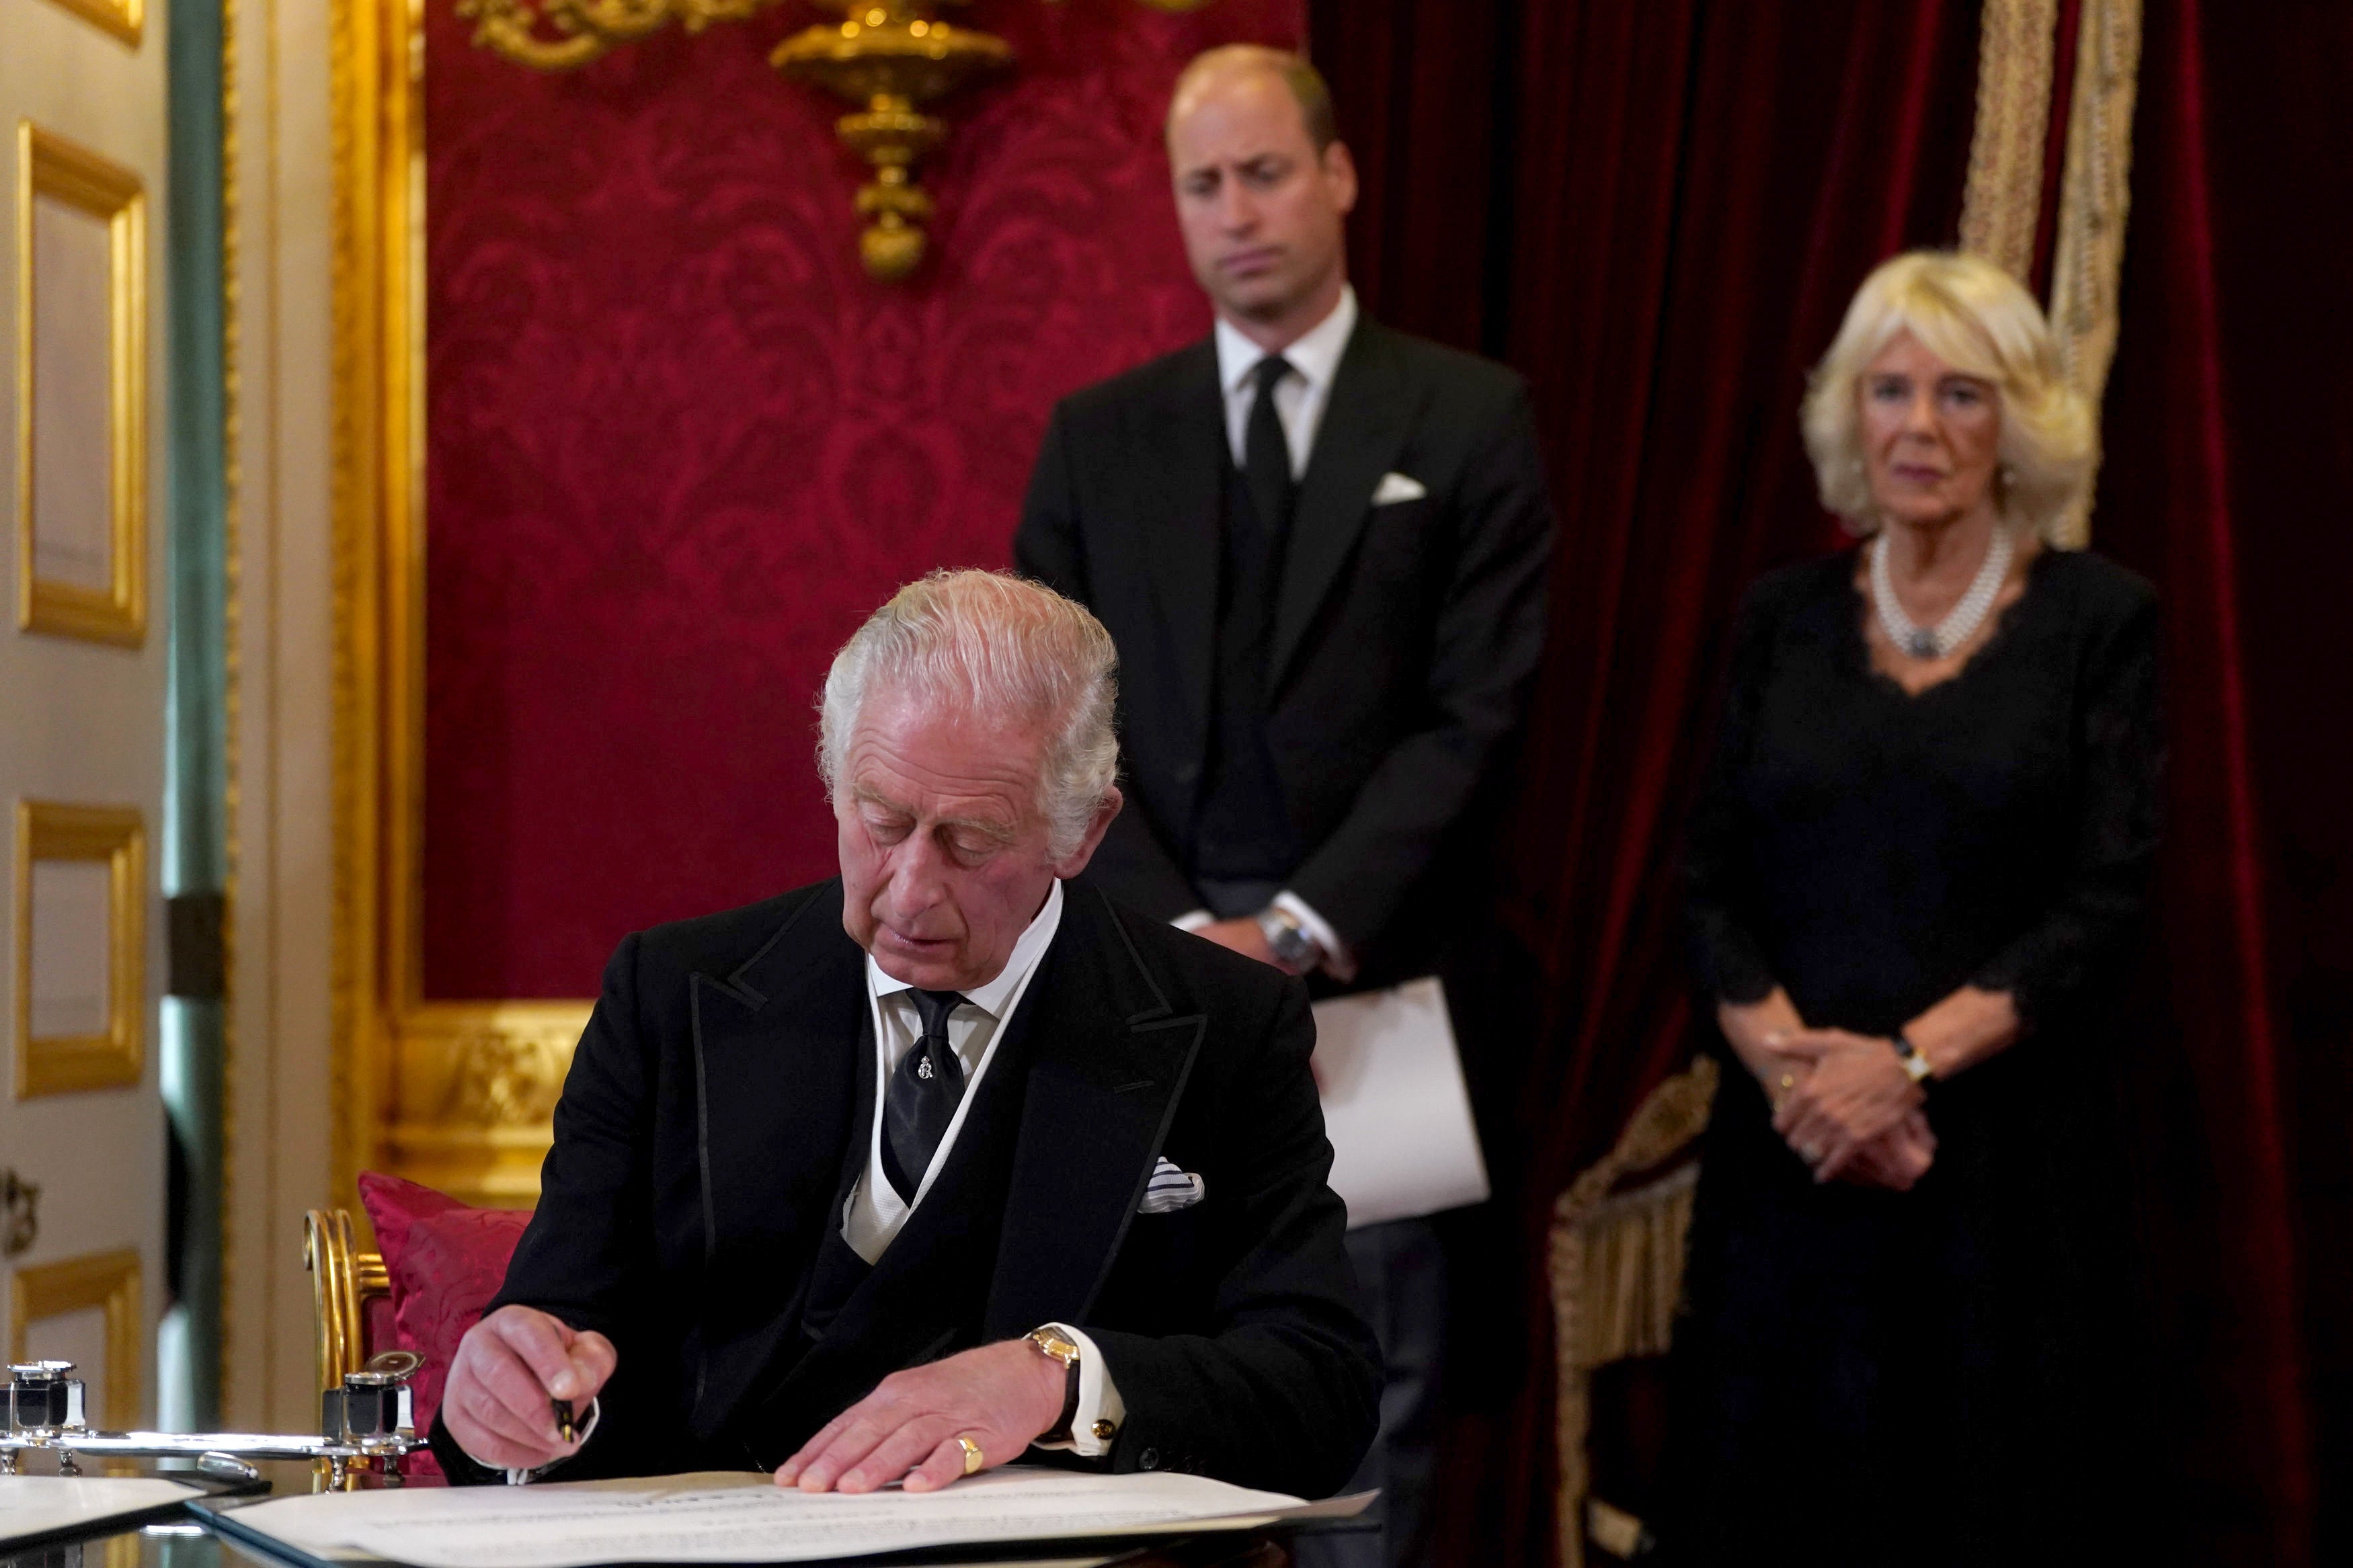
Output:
(1662, 546), (2163, 1565)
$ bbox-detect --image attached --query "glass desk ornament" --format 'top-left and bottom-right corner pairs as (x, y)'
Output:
(3, 1351), (426, 1490)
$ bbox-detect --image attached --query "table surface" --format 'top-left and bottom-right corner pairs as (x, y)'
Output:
(0, 1505), (1298, 1568)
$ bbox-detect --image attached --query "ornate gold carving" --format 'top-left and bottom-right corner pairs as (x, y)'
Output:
(441, 1018), (575, 1125)
(1959, 0), (2059, 284)
(774, 3), (1014, 281)
(2047, 0), (2143, 549)
(456, 0), (785, 73)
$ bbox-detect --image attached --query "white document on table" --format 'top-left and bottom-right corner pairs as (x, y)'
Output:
(0, 1475), (200, 1546)
(1312, 977), (1490, 1228)
(211, 1467), (1371, 1568)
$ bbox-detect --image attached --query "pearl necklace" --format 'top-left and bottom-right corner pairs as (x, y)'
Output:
(1870, 526), (2013, 661)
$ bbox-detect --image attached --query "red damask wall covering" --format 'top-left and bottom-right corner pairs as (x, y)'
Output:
(422, 0), (1303, 998)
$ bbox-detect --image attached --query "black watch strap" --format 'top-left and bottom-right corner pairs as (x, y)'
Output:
(1057, 1357), (1081, 1436)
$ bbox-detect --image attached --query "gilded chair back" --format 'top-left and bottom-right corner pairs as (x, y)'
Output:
(303, 1208), (391, 1395)
(1548, 1056), (1718, 1567)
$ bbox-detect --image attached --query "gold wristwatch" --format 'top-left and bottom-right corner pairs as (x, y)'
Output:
(1892, 1032), (1935, 1089)
(1027, 1327), (1083, 1440)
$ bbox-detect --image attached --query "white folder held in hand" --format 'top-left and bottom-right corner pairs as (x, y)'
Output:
(1311, 977), (1490, 1228)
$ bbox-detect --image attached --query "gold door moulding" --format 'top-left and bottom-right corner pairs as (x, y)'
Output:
(9, 1248), (143, 1429)
(456, 0), (1222, 281)
(14, 801), (146, 1099)
(15, 123), (147, 646)
(37, 0), (145, 46)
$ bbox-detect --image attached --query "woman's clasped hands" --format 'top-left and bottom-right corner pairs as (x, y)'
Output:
(1765, 1028), (1936, 1190)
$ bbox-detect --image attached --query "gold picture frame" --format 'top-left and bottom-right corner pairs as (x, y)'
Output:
(8, 1247), (143, 1427)
(13, 800), (146, 1098)
(15, 121), (148, 647)
(37, 0), (145, 47)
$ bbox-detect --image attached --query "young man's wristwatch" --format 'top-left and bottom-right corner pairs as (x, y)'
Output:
(1256, 905), (1322, 971)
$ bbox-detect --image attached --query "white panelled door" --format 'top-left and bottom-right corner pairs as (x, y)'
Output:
(0, 0), (171, 1432)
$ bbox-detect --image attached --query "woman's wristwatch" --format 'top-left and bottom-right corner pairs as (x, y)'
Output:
(1890, 1032), (1935, 1089)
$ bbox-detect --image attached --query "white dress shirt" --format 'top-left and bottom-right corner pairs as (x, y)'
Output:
(1181, 288), (1361, 970)
(1213, 284), (1359, 479)
(846, 878), (1125, 1458)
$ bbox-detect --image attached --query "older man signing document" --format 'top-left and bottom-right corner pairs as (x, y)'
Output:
(428, 571), (1379, 1498)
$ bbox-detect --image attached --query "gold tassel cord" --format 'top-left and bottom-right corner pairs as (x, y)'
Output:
(1960, 0), (2060, 284)
(2047, 0), (2144, 549)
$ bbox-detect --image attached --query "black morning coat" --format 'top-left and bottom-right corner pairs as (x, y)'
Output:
(1014, 319), (1554, 988)
(428, 878), (1381, 1499)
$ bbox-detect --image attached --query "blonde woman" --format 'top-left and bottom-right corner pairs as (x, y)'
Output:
(1665, 252), (2163, 1565)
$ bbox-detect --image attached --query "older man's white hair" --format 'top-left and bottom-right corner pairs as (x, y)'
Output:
(818, 570), (1120, 860)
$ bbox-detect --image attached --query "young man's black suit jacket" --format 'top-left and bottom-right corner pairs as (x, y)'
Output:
(1014, 319), (1553, 986)
(427, 879), (1379, 1497)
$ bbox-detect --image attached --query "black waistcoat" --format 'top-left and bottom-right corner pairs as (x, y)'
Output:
(1191, 459), (1302, 882)
(718, 985), (1047, 1469)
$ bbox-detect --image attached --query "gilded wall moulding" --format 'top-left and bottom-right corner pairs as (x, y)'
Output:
(454, 0), (1222, 280)
(391, 1004), (592, 1206)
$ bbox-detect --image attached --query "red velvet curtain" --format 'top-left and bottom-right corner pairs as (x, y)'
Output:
(1318, 2), (1979, 1557)
(1315, 1), (2348, 1563)
(2087, 3), (2353, 1558)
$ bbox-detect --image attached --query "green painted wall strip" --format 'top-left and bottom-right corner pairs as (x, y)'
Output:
(163, 0), (228, 1427)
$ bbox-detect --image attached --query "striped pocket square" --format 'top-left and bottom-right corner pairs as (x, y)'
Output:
(1139, 1157), (1205, 1214)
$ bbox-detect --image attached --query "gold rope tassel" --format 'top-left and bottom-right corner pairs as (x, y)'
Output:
(1960, 0), (2061, 283)
(2048, 0), (2145, 549)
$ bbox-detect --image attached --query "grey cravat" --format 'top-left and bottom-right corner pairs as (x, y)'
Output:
(881, 988), (967, 1202)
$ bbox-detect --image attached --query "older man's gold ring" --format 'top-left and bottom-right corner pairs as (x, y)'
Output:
(1779, 1073), (1796, 1091)
(956, 1435), (984, 1476)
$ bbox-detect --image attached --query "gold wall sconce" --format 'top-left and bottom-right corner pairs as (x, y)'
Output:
(457, 0), (1221, 280)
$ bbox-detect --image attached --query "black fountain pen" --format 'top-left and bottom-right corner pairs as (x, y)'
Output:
(552, 1399), (577, 1445)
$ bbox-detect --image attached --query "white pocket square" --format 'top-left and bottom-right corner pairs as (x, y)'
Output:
(1371, 471), (1427, 505)
(1139, 1157), (1205, 1214)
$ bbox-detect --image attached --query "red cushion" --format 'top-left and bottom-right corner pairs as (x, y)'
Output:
(356, 1172), (530, 1483)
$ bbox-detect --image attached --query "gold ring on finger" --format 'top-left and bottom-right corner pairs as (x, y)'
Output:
(956, 1434), (983, 1476)
(1779, 1074), (1796, 1091)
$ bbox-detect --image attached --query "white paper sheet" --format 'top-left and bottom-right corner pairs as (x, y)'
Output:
(1312, 977), (1491, 1227)
(0, 1475), (198, 1545)
(216, 1467), (1367, 1568)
